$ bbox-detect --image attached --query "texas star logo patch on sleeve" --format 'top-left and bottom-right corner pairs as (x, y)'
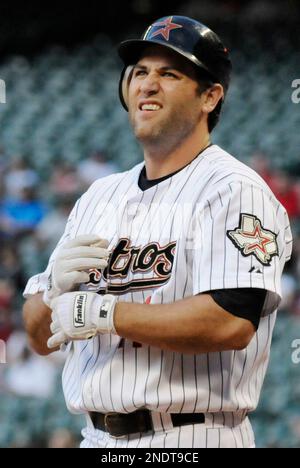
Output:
(227, 214), (279, 266)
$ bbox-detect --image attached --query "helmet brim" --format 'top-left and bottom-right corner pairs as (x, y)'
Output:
(118, 39), (217, 82)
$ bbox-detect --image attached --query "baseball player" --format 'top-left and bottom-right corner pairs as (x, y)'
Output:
(23, 16), (292, 448)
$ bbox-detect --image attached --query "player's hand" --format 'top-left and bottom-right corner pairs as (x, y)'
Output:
(43, 235), (109, 307)
(47, 291), (117, 349)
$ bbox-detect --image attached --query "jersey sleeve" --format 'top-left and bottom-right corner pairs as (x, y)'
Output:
(191, 180), (292, 313)
(23, 199), (79, 298)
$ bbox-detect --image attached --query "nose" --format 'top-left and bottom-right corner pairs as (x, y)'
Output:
(139, 72), (160, 96)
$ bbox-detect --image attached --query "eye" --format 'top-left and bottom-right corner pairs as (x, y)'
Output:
(162, 72), (177, 78)
(134, 69), (147, 77)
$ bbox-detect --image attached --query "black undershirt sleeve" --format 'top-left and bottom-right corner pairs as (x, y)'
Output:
(202, 288), (267, 330)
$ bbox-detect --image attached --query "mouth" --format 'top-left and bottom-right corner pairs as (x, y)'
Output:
(138, 102), (163, 112)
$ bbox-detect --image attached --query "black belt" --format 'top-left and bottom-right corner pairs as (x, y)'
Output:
(90, 410), (205, 438)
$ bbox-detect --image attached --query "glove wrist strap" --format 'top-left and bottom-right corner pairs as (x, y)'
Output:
(98, 294), (118, 334)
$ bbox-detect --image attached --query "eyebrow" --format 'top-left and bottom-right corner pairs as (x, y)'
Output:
(134, 64), (180, 72)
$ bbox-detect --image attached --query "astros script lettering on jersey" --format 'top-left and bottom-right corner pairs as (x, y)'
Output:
(24, 145), (292, 448)
(87, 238), (176, 294)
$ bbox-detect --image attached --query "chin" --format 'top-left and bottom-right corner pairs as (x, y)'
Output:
(134, 123), (157, 139)
(135, 127), (163, 143)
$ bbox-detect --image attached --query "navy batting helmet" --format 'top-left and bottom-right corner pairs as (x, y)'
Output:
(118, 15), (232, 111)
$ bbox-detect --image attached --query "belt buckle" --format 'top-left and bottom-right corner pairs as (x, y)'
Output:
(104, 412), (125, 439)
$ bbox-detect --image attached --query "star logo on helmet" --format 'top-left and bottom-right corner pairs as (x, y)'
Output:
(150, 16), (183, 41)
(227, 214), (279, 266)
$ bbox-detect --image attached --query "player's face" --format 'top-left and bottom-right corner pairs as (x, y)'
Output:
(127, 46), (205, 147)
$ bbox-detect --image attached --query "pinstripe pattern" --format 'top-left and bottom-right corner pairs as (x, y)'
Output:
(23, 145), (292, 448)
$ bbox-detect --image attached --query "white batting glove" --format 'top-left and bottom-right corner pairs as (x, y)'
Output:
(43, 235), (109, 307)
(47, 292), (117, 349)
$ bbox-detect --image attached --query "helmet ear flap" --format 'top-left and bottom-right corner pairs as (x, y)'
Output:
(119, 65), (135, 111)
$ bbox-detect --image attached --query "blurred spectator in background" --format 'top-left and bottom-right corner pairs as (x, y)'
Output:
(0, 146), (8, 179)
(269, 170), (300, 220)
(290, 295), (300, 317)
(0, 241), (25, 291)
(3, 330), (61, 399)
(250, 153), (300, 220)
(49, 162), (81, 197)
(249, 152), (275, 187)
(77, 150), (119, 190)
(293, 181), (300, 220)
(0, 276), (15, 342)
(4, 157), (39, 200)
(0, 187), (46, 240)
(34, 195), (75, 262)
(280, 272), (298, 312)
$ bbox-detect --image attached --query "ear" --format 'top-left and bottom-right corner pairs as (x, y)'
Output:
(120, 65), (135, 110)
(202, 84), (224, 114)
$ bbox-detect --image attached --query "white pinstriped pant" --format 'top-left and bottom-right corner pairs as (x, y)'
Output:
(80, 412), (255, 448)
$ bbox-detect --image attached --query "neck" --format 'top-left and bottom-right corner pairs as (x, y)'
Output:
(143, 126), (211, 180)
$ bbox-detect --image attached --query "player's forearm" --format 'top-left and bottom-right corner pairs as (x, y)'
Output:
(23, 293), (58, 355)
(114, 294), (254, 354)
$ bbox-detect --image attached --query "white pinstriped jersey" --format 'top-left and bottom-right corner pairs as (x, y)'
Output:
(24, 145), (292, 425)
